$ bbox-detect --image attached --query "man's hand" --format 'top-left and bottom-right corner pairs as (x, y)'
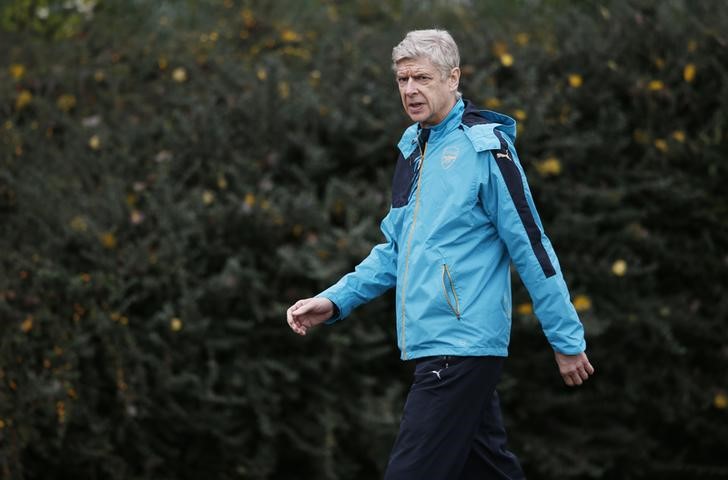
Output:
(286, 297), (334, 336)
(554, 351), (595, 386)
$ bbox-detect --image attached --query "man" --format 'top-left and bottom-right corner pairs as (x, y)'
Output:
(286, 29), (594, 480)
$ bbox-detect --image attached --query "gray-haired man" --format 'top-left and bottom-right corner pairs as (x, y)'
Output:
(287, 29), (594, 479)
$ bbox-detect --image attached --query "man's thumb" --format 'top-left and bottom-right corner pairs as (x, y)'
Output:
(293, 300), (315, 316)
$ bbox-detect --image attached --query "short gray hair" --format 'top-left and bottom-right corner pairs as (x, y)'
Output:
(392, 29), (460, 79)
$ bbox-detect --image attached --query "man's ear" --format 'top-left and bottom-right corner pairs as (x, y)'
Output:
(449, 67), (461, 93)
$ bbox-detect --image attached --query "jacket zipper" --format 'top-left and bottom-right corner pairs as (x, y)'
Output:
(400, 142), (427, 360)
(442, 264), (462, 319)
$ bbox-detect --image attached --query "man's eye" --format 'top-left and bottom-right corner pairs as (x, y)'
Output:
(397, 77), (408, 84)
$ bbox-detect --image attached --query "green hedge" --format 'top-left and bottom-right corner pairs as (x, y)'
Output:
(1, 1), (727, 478)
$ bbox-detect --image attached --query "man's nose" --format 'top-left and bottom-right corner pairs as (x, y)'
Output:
(405, 78), (418, 95)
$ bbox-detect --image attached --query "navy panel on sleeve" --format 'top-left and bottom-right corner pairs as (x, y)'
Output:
(492, 130), (556, 278)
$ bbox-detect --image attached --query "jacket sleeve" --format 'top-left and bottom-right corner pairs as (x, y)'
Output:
(478, 137), (586, 354)
(316, 209), (398, 324)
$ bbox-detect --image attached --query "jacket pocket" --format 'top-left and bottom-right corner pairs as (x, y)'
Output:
(441, 264), (462, 319)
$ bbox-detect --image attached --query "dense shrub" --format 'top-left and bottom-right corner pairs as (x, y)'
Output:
(1, 1), (726, 478)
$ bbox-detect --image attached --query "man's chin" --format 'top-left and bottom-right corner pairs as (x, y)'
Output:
(407, 111), (431, 125)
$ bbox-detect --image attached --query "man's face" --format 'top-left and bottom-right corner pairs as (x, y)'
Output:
(396, 57), (460, 128)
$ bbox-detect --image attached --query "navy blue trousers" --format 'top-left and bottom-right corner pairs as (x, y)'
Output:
(384, 356), (525, 480)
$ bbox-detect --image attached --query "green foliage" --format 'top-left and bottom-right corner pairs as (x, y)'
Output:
(0, 0), (97, 39)
(1, 0), (727, 479)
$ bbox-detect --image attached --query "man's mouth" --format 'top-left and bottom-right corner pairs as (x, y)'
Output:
(408, 101), (425, 112)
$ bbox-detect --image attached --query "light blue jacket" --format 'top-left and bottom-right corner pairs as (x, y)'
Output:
(318, 99), (586, 360)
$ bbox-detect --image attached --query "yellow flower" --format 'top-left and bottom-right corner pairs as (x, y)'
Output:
(256, 68), (267, 81)
(21, 315), (33, 333)
(485, 97), (501, 109)
(632, 129), (648, 144)
(172, 67), (187, 82)
(654, 139), (669, 153)
(647, 80), (664, 91)
(309, 69), (321, 87)
(611, 259), (627, 276)
(515, 33), (529, 46)
(516, 303), (533, 316)
(572, 294), (592, 312)
(94, 69), (105, 82)
(217, 174), (228, 190)
(88, 135), (101, 150)
(130, 210), (144, 225)
(278, 81), (290, 99)
(241, 8), (255, 29)
(280, 28), (301, 43)
(715, 391), (728, 409)
(202, 190), (215, 205)
(100, 232), (117, 249)
(15, 89), (32, 110)
(491, 42), (508, 57)
(69, 215), (88, 232)
(57, 94), (77, 112)
(513, 109), (527, 121)
(0, 418), (5, 429)
(170, 317), (183, 331)
(244, 192), (256, 208)
(653, 57), (665, 69)
(158, 56), (168, 70)
(9, 63), (25, 80)
(56, 401), (66, 424)
(671, 130), (686, 143)
(535, 157), (562, 176)
(499, 53), (514, 67)
(568, 74), (583, 88)
(683, 63), (696, 83)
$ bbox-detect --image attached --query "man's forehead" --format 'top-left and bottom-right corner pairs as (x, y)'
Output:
(395, 57), (436, 74)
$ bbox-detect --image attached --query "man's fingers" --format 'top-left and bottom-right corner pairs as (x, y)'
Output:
(291, 299), (316, 316)
(585, 362), (595, 375)
(562, 364), (592, 386)
(286, 301), (309, 336)
(292, 304), (313, 317)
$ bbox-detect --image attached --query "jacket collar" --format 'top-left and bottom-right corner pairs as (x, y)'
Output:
(417, 97), (464, 146)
